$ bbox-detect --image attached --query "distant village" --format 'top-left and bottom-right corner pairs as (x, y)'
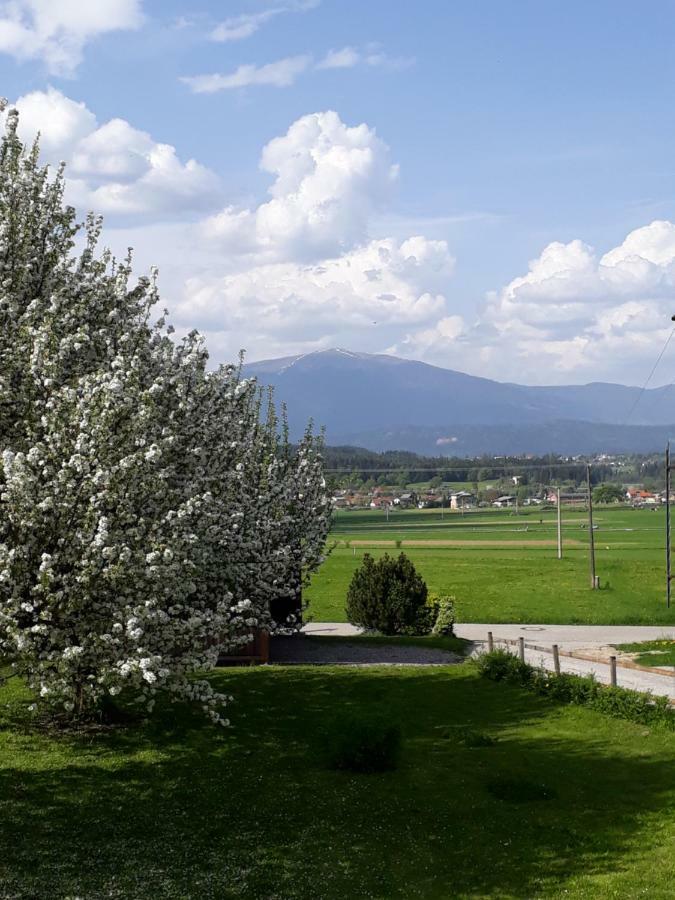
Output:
(332, 482), (667, 511)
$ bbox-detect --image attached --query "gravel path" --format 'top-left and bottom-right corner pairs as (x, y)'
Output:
(513, 645), (675, 700)
(270, 635), (463, 666)
(454, 623), (675, 650)
(304, 622), (675, 648)
(299, 622), (675, 696)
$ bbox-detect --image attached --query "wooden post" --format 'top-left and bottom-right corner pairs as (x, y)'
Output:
(487, 631), (494, 652)
(667, 443), (671, 609)
(610, 655), (617, 687)
(556, 487), (563, 560)
(587, 464), (597, 589)
(552, 644), (561, 676)
(518, 637), (525, 662)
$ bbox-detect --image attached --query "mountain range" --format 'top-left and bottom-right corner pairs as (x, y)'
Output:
(243, 349), (675, 456)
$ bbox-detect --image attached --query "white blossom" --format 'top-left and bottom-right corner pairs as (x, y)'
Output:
(0, 107), (331, 723)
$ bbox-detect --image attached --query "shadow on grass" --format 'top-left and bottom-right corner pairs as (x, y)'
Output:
(1, 666), (674, 899)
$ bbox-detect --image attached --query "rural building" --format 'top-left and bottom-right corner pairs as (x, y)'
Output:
(450, 491), (475, 509)
(545, 490), (587, 505)
(493, 495), (516, 508)
(626, 488), (658, 505)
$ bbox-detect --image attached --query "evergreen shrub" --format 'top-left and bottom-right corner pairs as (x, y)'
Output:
(345, 553), (429, 634)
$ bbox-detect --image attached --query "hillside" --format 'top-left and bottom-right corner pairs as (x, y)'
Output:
(243, 349), (675, 454)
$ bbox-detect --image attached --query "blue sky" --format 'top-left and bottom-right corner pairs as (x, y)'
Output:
(1, 0), (675, 385)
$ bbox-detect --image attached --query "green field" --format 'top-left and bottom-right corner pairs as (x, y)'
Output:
(306, 506), (675, 624)
(614, 639), (675, 667)
(2, 664), (674, 899)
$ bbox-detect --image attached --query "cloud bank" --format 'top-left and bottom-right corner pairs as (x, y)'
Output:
(6, 87), (674, 385)
(393, 220), (675, 384)
(180, 111), (454, 360)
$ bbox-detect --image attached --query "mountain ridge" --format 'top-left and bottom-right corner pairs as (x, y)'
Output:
(242, 349), (675, 454)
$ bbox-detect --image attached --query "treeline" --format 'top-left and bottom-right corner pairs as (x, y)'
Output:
(324, 447), (616, 486)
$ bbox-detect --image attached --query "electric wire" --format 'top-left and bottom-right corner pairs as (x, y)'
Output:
(623, 324), (675, 425)
(322, 462), (611, 474)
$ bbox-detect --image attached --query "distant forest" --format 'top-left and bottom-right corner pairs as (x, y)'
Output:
(322, 446), (666, 492)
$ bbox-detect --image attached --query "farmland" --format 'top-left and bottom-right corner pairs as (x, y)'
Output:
(305, 506), (675, 625)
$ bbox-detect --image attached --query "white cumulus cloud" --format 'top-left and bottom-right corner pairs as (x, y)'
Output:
(6, 87), (220, 218)
(129, 110), (456, 362)
(179, 236), (451, 346)
(202, 110), (399, 262)
(394, 220), (675, 384)
(0, 0), (143, 75)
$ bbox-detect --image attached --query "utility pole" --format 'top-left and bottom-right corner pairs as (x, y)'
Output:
(666, 313), (675, 604)
(587, 464), (597, 589)
(666, 442), (672, 608)
(556, 486), (563, 559)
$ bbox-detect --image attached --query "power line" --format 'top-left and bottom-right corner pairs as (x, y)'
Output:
(323, 463), (601, 474)
(623, 324), (675, 425)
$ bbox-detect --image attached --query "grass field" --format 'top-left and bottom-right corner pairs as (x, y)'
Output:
(305, 506), (675, 625)
(2, 664), (675, 899)
(614, 639), (675, 667)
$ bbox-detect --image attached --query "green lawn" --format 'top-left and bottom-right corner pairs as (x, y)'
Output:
(2, 665), (674, 899)
(306, 506), (675, 625)
(614, 639), (675, 667)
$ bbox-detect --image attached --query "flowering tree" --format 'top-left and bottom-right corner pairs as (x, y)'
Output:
(0, 101), (331, 723)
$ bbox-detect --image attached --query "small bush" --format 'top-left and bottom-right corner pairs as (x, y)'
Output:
(431, 595), (456, 636)
(326, 715), (402, 773)
(345, 553), (429, 635)
(475, 649), (534, 686)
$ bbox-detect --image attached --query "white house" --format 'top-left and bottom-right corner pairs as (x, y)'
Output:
(450, 490), (475, 510)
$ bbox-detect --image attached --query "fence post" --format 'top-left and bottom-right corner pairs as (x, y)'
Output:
(610, 655), (617, 687)
(518, 637), (525, 662)
(487, 631), (494, 652)
(552, 644), (561, 676)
